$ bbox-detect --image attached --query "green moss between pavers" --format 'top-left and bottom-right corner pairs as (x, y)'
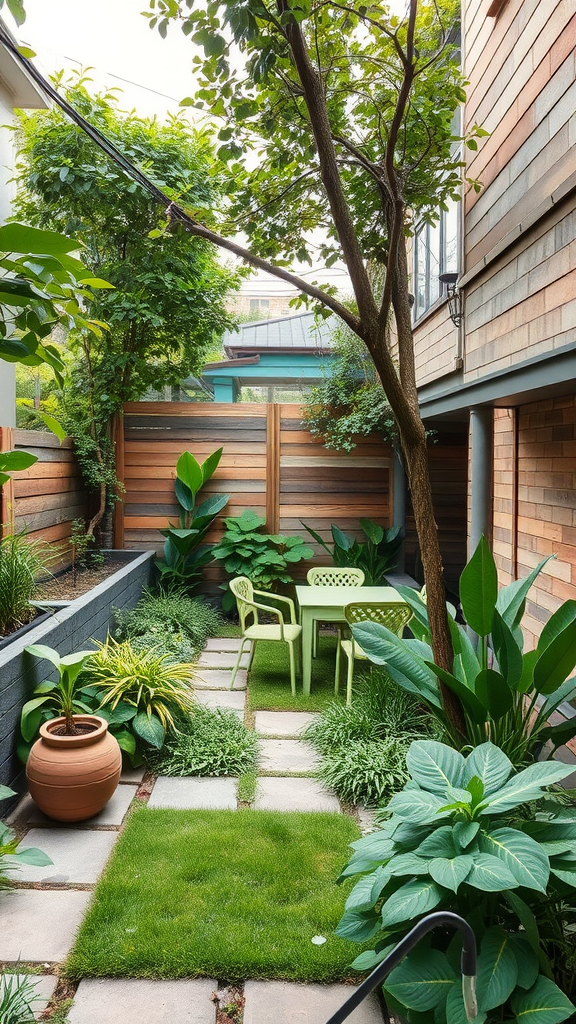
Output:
(65, 807), (362, 984)
(248, 635), (345, 712)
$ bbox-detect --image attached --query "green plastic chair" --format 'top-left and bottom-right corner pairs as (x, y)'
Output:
(229, 576), (302, 696)
(336, 600), (412, 706)
(306, 566), (365, 657)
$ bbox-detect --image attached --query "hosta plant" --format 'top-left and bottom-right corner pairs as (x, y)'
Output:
(336, 740), (576, 1024)
(213, 508), (313, 612)
(0, 785), (52, 889)
(156, 448), (230, 593)
(352, 536), (576, 764)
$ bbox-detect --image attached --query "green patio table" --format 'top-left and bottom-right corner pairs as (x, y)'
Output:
(295, 584), (400, 695)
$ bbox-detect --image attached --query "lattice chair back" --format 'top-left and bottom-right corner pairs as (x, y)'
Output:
(344, 600), (412, 637)
(229, 576), (258, 631)
(307, 566), (365, 587)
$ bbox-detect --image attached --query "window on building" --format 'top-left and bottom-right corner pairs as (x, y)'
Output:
(249, 298), (270, 313)
(412, 198), (459, 322)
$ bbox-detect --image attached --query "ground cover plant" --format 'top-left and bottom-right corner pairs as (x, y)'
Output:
(66, 807), (361, 983)
(146, 705), (257, 777)
(337, 739), (576, 1024)
(114, 590), (222, 659)
(305, 669), (431, 805)
(353, 536), (576, 763)
(248, 635), (344, 712)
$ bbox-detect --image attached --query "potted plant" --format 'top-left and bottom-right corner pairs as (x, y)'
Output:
(21, 644), (121, 822)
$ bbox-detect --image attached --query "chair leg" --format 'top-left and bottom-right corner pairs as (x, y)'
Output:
(288, 641), (297, 696)
(334, 630), (341, 695)
(346, 647), (355, 707)
(247, 640), (256, 670)
(230, 638), (249, 690)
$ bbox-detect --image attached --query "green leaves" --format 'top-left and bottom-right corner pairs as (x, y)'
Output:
(477, 928), (518, 1012)
(463, 743), (512, 796)
(479, 828), (549, 892)
(532, 620), (576, 695)
(459, 535), (498, 637)
(385, 949), (455, 1011)
(511, 976), (575, 1024)
(380, 877), (444, 926)
(406, 741), (466, 794)
(132, 712), (165, 749)
(478, 761), (574, 815)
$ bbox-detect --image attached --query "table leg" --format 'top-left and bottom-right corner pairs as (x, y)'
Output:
(301, 607), (313, 696)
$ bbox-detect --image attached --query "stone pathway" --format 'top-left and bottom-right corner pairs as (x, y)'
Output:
(1, 636), (381, 1023)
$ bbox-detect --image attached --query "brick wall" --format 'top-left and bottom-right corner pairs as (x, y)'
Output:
(492, 395), (576, 648)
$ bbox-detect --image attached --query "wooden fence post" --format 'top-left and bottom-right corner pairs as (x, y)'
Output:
(113, 411), (125, 549)
(266, 403), (280, 535)
(0, 426), (15, 536)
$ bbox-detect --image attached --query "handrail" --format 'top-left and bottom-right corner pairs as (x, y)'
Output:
(325, 911), (477, 1024)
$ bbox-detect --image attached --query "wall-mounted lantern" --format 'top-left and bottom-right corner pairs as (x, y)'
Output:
(439, 271), (464, 327)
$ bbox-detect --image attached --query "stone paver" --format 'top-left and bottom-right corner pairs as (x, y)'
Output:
(68, 978), (217, 1024)
(357, 806), (377, 834)
(194, 689), (246, 717)
(196, 651), (250, 669)
(27, 785), (137, 827)
(253, 776), (340, 812)
(193, 669), (247, 690)
(121, 765), (146, 784)
(1, 974), (58, 1019)
(148, 776), (238, 810)
(244, 981), (383, 1024)
(14, 827), (118, 884)
(254, 711), (317, 737)
(0, 889), (91, 961)
(258, 739), (319, 774)
(205, 638), (249, 652)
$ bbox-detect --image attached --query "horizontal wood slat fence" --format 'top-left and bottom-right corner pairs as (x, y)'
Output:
(118, 402), (393, 595)
(0, 428), (87, 566)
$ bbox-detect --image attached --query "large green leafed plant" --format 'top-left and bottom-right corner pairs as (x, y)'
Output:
(351, 537), (576, 763)
(336, 739), (576, 1024)
(156, 448), (229, 593)
(302, 519), (403, 585)
(0, 785), (52, 890)
(213, 508), (313, 610)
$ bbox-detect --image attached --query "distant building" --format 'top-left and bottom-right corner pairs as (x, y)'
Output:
(225, 276), (298, 321)
(201, 311), (337, 402)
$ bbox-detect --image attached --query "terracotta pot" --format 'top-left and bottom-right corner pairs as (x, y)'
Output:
(26, 715), (122, 822)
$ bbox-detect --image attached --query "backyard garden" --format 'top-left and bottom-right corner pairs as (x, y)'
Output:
(2, 0), (576, 1022)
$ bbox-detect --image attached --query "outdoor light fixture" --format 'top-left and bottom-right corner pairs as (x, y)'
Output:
(439, 271), (464, 327)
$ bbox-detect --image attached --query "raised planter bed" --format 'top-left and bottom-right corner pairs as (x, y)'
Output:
(0, 549), (154, 794)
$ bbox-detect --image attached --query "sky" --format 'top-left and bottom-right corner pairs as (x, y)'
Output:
(1, 0), (406, 294)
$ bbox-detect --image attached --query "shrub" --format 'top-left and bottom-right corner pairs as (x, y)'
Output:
(147, 705), (258, 777)
(114, 591), (222, 656)
(83, 638), (195, 761)
(0, 530), (57, 636)
(305, 669), (430, 804)
(337, 739), (576, 1023)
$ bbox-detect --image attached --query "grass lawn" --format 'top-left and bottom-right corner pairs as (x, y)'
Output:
(248, 635), (344, 712)
(66, 807), (361, 983)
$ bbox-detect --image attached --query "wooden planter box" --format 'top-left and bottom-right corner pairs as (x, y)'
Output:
(0, 550), (155, 795)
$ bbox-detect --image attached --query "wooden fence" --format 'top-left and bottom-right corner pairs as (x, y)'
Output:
(117, 402), (393, 594)
(1, 428), (87, 565)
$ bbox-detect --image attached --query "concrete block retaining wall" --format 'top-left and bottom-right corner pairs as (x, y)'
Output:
(0, 550), (154, 794)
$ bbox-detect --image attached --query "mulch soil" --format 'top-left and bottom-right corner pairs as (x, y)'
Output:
(34, 562), (126, 602)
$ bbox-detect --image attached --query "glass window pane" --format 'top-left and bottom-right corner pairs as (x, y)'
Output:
(415, 226), (427, 318)
(428, 221), (441, 305)
(444, 199), (459, 274)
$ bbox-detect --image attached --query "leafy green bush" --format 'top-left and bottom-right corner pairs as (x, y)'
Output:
(212, 509), (313, 610)
(337, 739), (576, 1023)
(114, 591), (222, 656)
(0, 531), (57, 635)
(305, 670), (429, 805)
(147, 705), (257, 776)
(83, 638), (195, 762)
(353, 536), (576, 763)
(302, 519), (403, 585)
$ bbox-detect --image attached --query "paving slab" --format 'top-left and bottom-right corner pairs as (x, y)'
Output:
(1, 974), (58, 1019)
(196, 651), (250, 669)
(148, 775), (238, 810)
(0, 888), (91, 961)
(27, 785), (137, 827)
(68, 978), (217, 1024)
(205, 638), (249, 652)
(193, 669), (247, 690)
(258, 739), (319, 774)
(244, 981), (383, 1024)
(14, 827), (118, 884)
(121, 765), (146, 784)
(194, 689), (246, 717)
(254, 711), (318, 737)
(357, 806), (377, 834)
(253, 776), (340, 812)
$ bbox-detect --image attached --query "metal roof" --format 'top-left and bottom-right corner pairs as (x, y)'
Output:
(222, 311), (337, 355)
